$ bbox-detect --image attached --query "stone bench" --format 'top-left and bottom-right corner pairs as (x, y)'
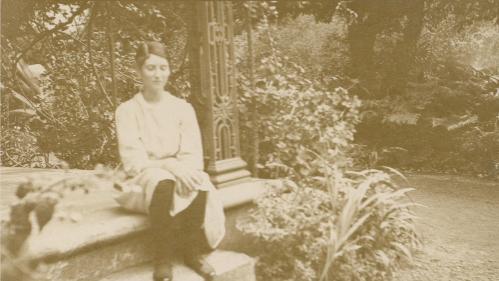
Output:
(1, 168), (269, 281)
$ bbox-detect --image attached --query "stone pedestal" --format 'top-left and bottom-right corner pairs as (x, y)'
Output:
(189, 1), (251, 187)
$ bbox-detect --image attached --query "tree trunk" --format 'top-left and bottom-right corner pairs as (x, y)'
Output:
(106, 2), (117, 107)
(385, 0), (425, 95)
(346, 0), (424, 97)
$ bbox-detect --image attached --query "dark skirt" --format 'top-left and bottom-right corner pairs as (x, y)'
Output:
(149, 179), (213, 256)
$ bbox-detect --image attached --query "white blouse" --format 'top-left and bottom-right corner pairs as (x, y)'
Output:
(115, 91), (203, 176)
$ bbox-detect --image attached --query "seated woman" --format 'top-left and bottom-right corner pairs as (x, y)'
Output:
(114, 41), (224, 281)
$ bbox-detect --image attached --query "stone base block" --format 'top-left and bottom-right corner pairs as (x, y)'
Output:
(100, 250), (255, 281)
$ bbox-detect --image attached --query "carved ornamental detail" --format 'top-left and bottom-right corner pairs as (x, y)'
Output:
(190, 1), (250, 186)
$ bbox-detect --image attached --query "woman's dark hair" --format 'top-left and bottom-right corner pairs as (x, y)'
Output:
(135, 41), (168, 67)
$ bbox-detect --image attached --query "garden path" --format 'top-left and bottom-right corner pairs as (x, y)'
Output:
(394, 174), (499, 281)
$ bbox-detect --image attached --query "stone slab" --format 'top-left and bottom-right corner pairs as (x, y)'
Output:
(18, 178), (269, 261)
(40, 233), (153, 281)
(2, 168), (269, 280)
(100, 250), (255, 281)
(33, 203), (259, 281)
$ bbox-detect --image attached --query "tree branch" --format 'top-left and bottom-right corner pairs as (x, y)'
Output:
(106, 2), (117, 107)
(169, 34), (190, 83)
(9, 2), (92, 127)
(87, 5), (114, 107)
(14, 2), (91, 66)
(55, 30), (140, 83)
(246, 2), (259, 176)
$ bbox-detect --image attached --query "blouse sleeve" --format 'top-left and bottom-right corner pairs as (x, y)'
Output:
(115, 103), (151, 176)
(176, 103), (204, 170)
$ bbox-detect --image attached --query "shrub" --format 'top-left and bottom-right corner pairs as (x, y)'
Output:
(240, 81), (361, 180)
(352, 17), (499, 178)
(0, 126), (42, 167)
(417, 17), (499, 76)
(0, 2), (191, 169)
(236, 10), (360, 180)
(354, 62), (499, 178)
(231, 5), (422, 281)
(273, 15), (349, 78)
(238, 180), (331, 281)
(238, 169), (420, 281)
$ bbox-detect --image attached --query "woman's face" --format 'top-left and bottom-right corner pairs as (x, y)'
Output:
(138, 54), (170, 91)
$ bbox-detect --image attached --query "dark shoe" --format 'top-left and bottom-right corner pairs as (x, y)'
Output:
(184, 253), (216, 280)
(153, 259), (172, 281)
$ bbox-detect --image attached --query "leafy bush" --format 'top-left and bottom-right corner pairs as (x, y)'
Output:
(272, 15), (349, 78)
(417, 17), (499, 75)
(456, 129), (499, 177)
(238, 169), (420, 281)
(355, 59), (499, 178)
(0, 126), (42, 167)
(351, 17), (499, 179)
(236, 10), (360, 180)
(0, 2), (191, 169)
(238, 180), (331, 281)
(240, 79), (361, 180)
(235, 13), (419, 277)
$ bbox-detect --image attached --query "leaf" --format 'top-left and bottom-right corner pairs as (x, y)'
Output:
(6, 204), (32, 254)
(377, 188), (416, 203)
(380, 166), (409, 185)
(375, 250), (391, 267)
(337, 212), (372, 248)
(9, 108), (37, 118)
(15, 182), (34, 199)
(35, 199), (56, 231)
(447, 115), (478, 131)
(391, 241), (413, 262)
(383, 112), (420, 125)
(9, 90), (36, 109)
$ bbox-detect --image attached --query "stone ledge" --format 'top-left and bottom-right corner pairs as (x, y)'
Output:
(19, 178), (271, 261)
(99, 250), (255, 281)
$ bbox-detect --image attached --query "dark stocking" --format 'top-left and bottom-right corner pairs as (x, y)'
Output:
(149, 180), (175, 281)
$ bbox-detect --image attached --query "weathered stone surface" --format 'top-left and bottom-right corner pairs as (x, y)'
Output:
(35, 204), (259, 281)
(209, 251), (256, 281)
(100, 251), (255, 281)
(19, 206), (148, 261)
(2, 167), (271, 281)
(41, 233), (152, 281)
(19, 178), (268, 261)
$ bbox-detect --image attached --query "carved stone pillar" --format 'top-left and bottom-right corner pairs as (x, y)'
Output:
(189, 1), (251, 187)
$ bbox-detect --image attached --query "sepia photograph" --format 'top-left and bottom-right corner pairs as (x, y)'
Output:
(1, 1), (498, 280)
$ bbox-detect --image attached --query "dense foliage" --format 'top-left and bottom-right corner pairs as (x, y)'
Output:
(1, 2), (495, 281)
(239, 170), (420, 281)
(2, 1), (496, 177)
(236, 10), (360, 181)
(235, 2), (499, 179)
(1, 1), (192, 169)
(355, 18), (499, 177)
(236, 4), (420, 281)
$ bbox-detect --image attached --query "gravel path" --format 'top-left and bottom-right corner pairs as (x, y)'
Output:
(394, 174), (499, 281)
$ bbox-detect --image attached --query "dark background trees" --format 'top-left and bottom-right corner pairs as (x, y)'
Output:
(1, 0), (498, 178)
(236, 0), (498, 178)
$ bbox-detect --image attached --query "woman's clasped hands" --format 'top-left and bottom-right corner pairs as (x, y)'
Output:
(167, 164), (206, 197)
